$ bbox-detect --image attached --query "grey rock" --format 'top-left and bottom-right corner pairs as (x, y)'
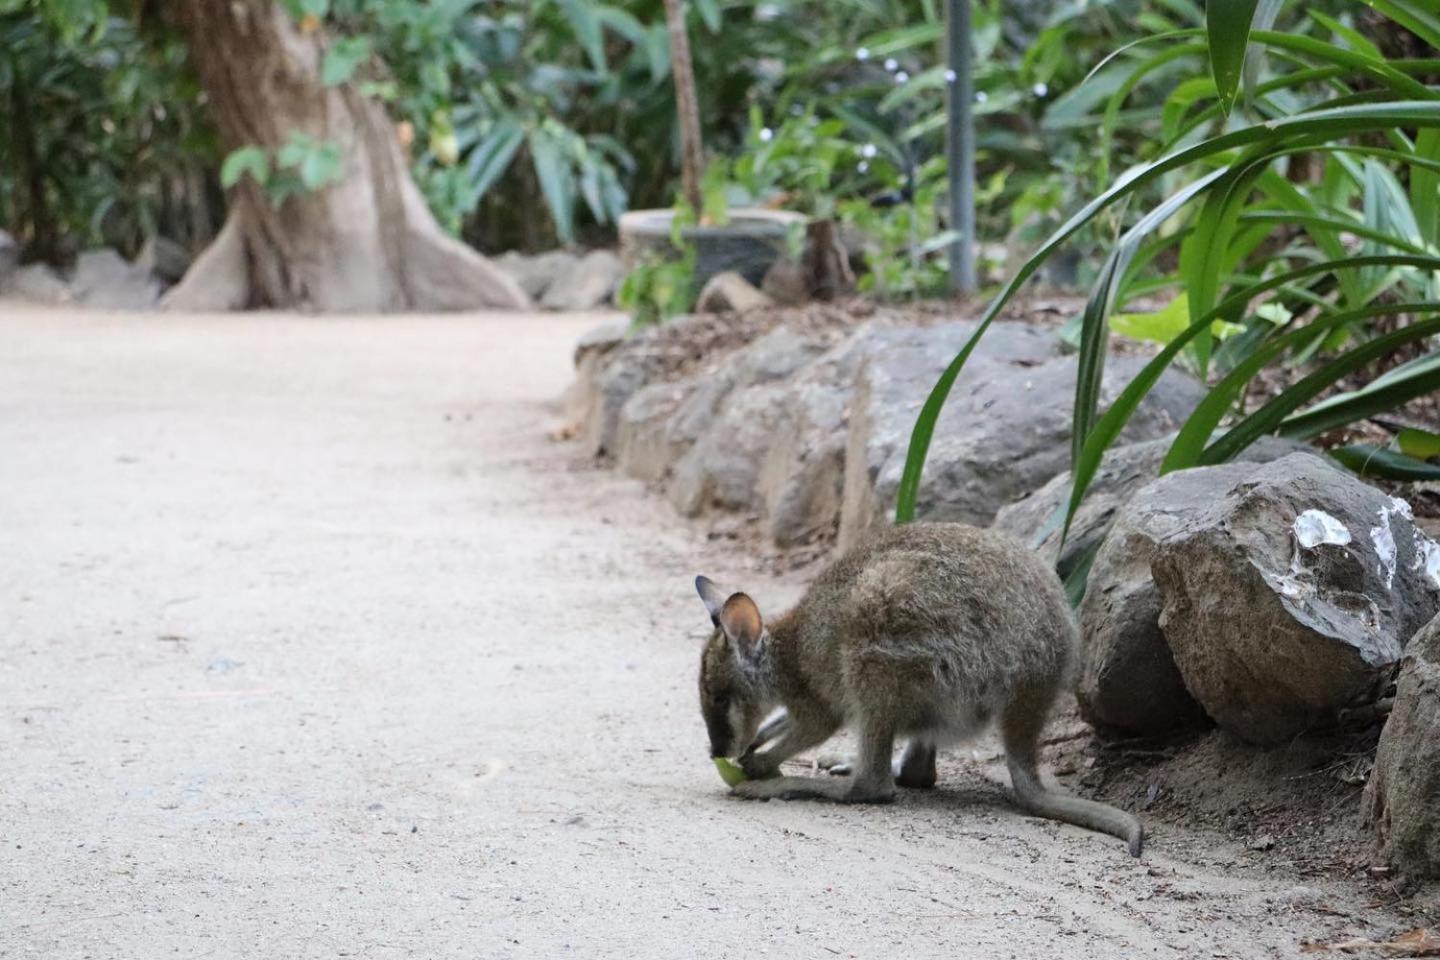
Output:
(1367, 612), (1440, 879)
(136, 236), (192, 284)
(69, 248), (162, 310)
(563, 318), (631, 435)
(1077, 464), (1262, 735)
(581, 349), (653, 456)
(756, 327), (880, 546)
(497, 250), (580, 301)
(666, 327), (830, 516)
(542, 249), (623, 311)
(1153, 454), (1440, 743)
(837, 322), (1205, 549)
(0, 230), (18, 283)
(573, 317), (630, 368)
(1, 263), (72, 304)
(615, 380), (699, 483)
(995, 434), (1314, 580)
(761, 258), (809, 306)
(697, 271), (773, 314)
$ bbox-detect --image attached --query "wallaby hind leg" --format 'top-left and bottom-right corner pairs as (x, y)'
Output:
(733, 722), (897, 804)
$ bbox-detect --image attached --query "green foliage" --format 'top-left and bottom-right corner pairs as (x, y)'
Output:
(895, 1), (1440, 591)
(0, 0), (214, 260)
(219, 134), (346, 208)
(317, 0), (645, 246)
(617, 205), (699, 327)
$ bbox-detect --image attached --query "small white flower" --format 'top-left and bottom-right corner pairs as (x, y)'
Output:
(856, 47), (871, 61)
(944, 68), (957, 83)
(975, 90), (988, 103)
(861, 143), (877, 158)
(857, 161), (870, 173)
(884, 57), (899, 72)
(895, 70), (909, 84)
(1032, 82), (1048, 98)
(759, 127), (774, 143)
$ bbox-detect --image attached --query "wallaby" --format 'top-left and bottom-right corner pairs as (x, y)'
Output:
(694, 521), (1144, 857)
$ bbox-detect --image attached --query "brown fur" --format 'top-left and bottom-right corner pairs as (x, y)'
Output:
(695, 522), (1144, 856)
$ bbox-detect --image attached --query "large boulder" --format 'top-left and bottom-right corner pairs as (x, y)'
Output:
(666, 327), (831, 515)
(995, 434), (1313, 580)
(136, 236), (192, 285)
(696, 271), (773, 314)
(69, 248), (162, 309)
(1077, 463), (1262, 735)
(614, 380), (699, 484)
(838, 323), (1206, 549)
(1367, 612), (1440, 879)
(542, 249), (622, 311)
(1, 263), (72, 304)
(496, 249), (580, 301)
(756, 329), (879, 545)
(1152, 454), (1440, 744)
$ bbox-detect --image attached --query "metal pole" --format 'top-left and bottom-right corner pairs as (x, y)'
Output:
(945, 0), (976, 295)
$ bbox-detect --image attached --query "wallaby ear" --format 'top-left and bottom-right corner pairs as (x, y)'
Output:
(718, 592), (764, 656)
(695, 575), (727, 624)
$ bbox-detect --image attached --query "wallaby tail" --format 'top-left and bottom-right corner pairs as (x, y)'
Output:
(1007, 756), (1145, 857)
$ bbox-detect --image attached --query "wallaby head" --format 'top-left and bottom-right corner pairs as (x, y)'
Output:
(694, 575), (770, 758)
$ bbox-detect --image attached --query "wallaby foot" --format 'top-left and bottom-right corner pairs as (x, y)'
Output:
(818, 739), (936, 788)
(732, 775), (895, 803)
(736, 723), (896, 803)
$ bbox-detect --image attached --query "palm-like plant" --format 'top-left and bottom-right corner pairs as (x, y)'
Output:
(895, 0), (1440, 594)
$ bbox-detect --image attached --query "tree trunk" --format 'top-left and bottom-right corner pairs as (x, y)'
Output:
(164, 0), (528, 312)
(661, 0), (704, 216)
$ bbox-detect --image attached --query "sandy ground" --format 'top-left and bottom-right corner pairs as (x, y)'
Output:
(0, 305), (1425, 958)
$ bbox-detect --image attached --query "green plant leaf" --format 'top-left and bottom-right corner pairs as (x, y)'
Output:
(464, 120), (525, 207)
(1273, 347), (1440, 444)
(1362, 0), (1440, 49)
(298, 140), (344, 190)
(558, 0), (606, 72)
(694, 0), (722, 33)
(1330, 444), (1440, 481)
(1161, 301), (1433, 473)
(1397, 427), (1440, 460)
(220, 146), (269, 188)
(530, 128), (576, 243)
(1112, 296), (1191, 344)
(895, 102), (1440, 525)
(1206, 0), (1259, 116)
(321, 35), (370, 87)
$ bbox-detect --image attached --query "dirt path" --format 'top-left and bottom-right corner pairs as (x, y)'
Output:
(0, 306), (1417, 958)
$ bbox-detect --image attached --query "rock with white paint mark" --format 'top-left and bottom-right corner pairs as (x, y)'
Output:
(1367, 611), (1440, 879)
(1149, 454), (1440, 743)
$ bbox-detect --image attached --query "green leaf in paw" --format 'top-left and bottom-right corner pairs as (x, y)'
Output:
(713, 756), (748, 787)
